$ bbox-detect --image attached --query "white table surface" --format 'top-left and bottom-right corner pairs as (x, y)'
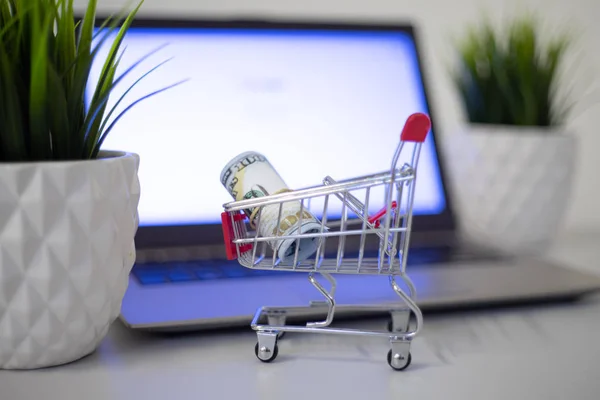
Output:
(2, 232), (600, 400)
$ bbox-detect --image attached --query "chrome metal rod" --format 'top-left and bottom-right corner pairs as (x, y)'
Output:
(306, 272), (336, 328)
(313, 195), (329, 270)
(233, 226), (408, 244)
(336, 192), (348, 270)
(292, 199), (304, 269)
(231, 212), (242, 260)
(224, 169), (414, 212)
(253, 324), (411, 338)
(379, 142), (406, 271)
(400, 273), (418, 301)
(384, 185), (402, 272)
(400, 144), (422, 274)
(357, 187), (371, 272)
(271, 203), (284, 267)
(389, 275), (422, 339)
(322, 272), (337, 298)
(381, 174), (396, 273)
(251, 209), (261, 265)
(250, 302), (415, 337)
(394, 180), (406, 270)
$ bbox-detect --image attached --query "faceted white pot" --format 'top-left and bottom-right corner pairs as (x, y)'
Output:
(445, 124), (577, 256)
(0, 151), (141, 369)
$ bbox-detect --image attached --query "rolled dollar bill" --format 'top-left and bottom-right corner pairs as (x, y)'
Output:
(220, 151), (325, 264)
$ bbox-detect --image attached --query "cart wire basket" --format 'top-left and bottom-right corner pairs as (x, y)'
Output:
(221, 112), (431, 370)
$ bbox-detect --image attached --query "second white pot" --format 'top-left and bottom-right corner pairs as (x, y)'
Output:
(445, 124), (577, 255)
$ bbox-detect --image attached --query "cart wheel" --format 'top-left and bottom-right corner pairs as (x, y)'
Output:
(255, 341), (279, 363)
(387, 349), (411, 371)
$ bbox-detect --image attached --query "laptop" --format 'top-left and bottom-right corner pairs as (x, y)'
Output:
(88, 16), (600, 331)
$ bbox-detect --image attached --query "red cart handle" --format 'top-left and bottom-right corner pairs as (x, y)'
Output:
(400, 113), (431, 143)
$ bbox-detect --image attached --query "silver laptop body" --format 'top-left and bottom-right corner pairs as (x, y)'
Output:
(87, 16), (600, 332)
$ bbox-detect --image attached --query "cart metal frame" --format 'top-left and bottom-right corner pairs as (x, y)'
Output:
(221, 113), (431, 370)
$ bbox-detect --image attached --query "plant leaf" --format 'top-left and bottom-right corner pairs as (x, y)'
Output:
(28, 1), (52, 159)
(92, 79), (187, 157)
(0, 34), (26, 161)
(83, 0), (144, 157)
(0, 0), (177, 161)
(98, 45), (171, 135)
(47, 61), (70, 159)
(451, 14), (574, 127)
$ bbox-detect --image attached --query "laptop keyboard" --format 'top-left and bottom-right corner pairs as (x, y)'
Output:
(132, 259), (296, 285)
(132, 245), (504, 286)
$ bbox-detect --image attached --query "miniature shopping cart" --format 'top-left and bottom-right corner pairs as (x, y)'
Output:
(220, 113), (431, 370)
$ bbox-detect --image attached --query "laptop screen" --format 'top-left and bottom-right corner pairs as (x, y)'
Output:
(87, 22), (447, 228)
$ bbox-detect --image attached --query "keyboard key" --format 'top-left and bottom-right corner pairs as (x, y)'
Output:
(195, 268), (224, 280)
(221, 265), (251, 278)
(135, 270), (169, 285)
(168, 269), (197, 282)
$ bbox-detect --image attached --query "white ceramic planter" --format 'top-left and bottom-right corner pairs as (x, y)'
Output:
(445, 124), (577, 255)
(0, 150), (140, 369)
